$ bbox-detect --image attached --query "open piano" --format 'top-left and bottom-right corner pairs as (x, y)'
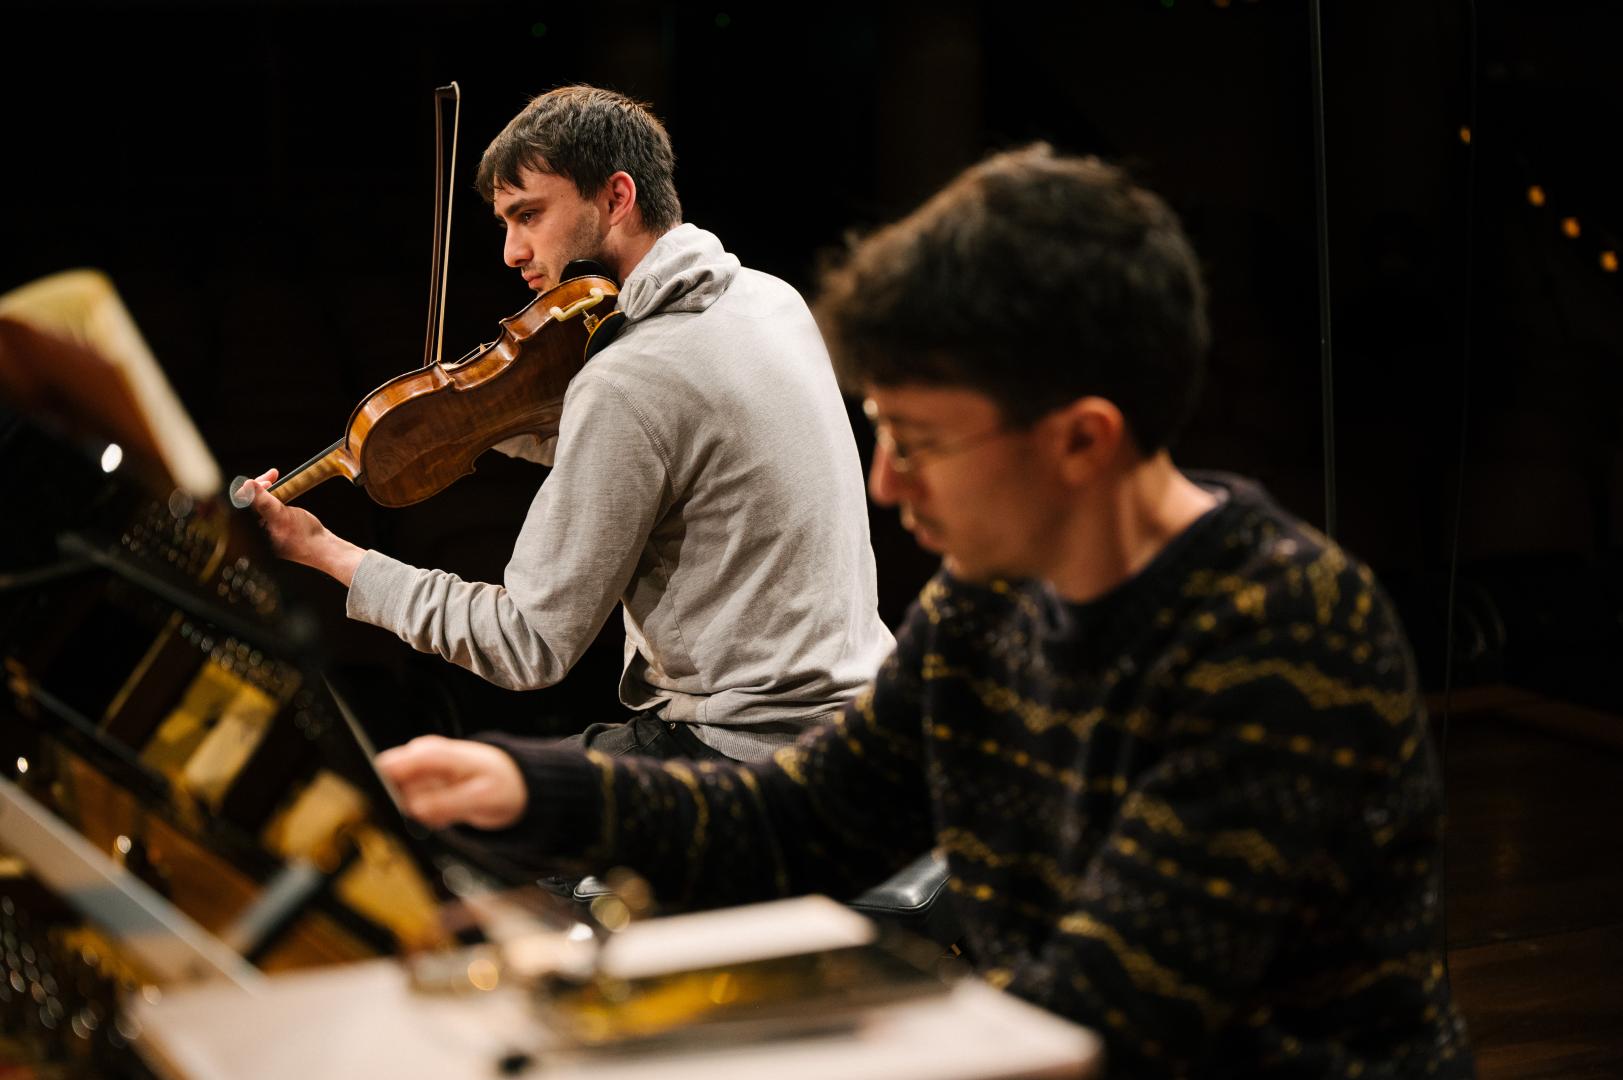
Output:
(0, 269), (1106, 1080)
(0, 271), (451, 1076)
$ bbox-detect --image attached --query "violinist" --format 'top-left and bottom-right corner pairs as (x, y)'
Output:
(240, 85), (893, 763)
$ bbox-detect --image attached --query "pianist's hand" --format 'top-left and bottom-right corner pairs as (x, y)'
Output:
(237, 468), (366, 587)
(375, 735), (528, 830)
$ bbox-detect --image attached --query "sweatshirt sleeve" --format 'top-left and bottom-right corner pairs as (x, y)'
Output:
(345, 373), (668, 690)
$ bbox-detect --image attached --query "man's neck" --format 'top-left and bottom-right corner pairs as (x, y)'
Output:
(1045, 454), (1218, 604)
(607, 226), (668, 283)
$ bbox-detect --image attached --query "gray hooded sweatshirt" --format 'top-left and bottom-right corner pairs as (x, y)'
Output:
(345, 224), (894, 760)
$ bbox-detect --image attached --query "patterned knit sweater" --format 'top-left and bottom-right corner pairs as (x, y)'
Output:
(479, 473), (1475, 1078)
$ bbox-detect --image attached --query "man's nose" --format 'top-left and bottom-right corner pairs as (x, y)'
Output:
(503, 226), (529, 269)
(868, 441), (906, 507)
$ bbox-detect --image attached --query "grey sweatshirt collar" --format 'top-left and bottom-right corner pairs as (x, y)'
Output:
(617, 224), (742, 323)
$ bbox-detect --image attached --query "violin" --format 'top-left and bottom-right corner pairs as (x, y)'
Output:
(231, 83), (624, 511)
(245, 272), (623, 508)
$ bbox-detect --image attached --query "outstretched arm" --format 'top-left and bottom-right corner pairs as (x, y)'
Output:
(374, 734), (528, 830)
(343, 374), (668, 690)
(378, 647), (936, 909)
(237, 467), (366, 586)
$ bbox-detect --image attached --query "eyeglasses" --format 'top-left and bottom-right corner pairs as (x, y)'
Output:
(862, 398), (1018, 475)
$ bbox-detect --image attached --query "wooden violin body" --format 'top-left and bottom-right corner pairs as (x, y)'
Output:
(269, 273), (620, 508)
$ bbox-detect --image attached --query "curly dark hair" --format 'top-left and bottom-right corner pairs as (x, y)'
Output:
(475, 85), (682, 233)
(816, 143), (1209, 455)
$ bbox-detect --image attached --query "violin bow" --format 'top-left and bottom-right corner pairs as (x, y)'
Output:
(423, 81), (461, 369)
(229, 82), (463, 510)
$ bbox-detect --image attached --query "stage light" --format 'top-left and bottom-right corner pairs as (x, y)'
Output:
(1561, 217), (1581, 239)
(1526, 185), (1546, 207)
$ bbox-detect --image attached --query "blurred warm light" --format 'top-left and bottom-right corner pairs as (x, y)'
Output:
(708, 972), (740, 1005)
(1561, 217), (1581, 239)
(466, 956), (500, 992)
(590, 895), (631, 932)
(1526, 185), (1546, 207)
(1602, 251), (1619, 273)
(1458, 125), (1472, 145)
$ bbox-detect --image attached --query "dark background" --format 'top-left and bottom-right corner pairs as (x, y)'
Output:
(6, 0), (1622, 743)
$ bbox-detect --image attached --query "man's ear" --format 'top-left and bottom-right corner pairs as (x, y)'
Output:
(1050, 396), (1127, 485)
(602, 171), (639, 228)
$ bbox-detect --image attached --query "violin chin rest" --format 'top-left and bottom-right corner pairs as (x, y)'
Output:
(561, 260), (623, 361)
(560, 259), (618, 285)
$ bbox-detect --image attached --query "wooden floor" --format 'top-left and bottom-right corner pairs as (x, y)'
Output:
(1441, 687), (1623, 1079)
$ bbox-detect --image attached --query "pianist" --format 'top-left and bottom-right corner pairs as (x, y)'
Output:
(378, 144), (1475, 1078)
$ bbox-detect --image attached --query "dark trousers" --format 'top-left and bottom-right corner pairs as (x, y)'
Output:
(557, 711), (733, 762)
(540, 712), (729, 900)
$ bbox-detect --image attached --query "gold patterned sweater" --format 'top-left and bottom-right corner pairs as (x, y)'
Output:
(477, 473), (1474, 1078)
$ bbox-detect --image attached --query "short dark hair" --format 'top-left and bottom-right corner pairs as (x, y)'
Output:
(816, 144), (1209, 455)
(475, 85), (682, 233)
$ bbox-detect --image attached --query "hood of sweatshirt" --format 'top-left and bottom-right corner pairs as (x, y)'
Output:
(616, 224), (741, 323)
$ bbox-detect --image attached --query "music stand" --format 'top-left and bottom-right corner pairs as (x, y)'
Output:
(0, 268), (221, 499)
